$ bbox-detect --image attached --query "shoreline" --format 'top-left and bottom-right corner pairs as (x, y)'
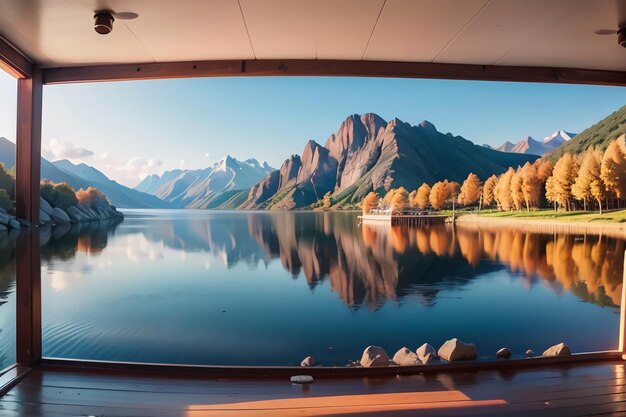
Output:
(456, 213), (626, 238)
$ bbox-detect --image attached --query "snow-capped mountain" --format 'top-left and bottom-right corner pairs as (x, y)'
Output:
(136, 156), (275, 208)
(493, 130), (576, 156)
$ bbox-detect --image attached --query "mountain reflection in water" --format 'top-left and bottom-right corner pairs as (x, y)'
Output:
(34, 210), (626, 365)
(40, 211), (623, 310)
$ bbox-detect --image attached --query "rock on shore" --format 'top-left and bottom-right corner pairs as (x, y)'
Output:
(40, 197), (123, 226)
(360, 346), (390, 368)
(438, 338), (477, 362)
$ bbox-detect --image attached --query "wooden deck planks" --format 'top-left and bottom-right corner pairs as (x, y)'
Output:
(0, 362), (625, 416)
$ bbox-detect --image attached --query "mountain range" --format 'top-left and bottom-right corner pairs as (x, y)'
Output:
(135, 157), (275, 208)
(0, 137), (168, 208)
(494, 130), (576, 156)
(233, 113), (537, 210)
(2, 105), (621, 211)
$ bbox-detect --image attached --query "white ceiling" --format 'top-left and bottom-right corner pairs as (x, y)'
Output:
(0, 0), (624, 71)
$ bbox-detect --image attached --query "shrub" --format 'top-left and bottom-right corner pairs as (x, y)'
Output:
(0, 189), (13, 212)
(40, 181), (78, 210)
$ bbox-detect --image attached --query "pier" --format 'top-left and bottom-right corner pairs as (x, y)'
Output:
(359, 213), (451, 226)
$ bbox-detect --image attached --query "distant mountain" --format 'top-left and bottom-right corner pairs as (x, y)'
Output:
(237, 113), (537, 210)
(0, 137), (169, 209)
(135, 169), (183, 195)
(550, 105), (626, 158)
(494, 131), (575, 156)
(137, 156), (275, 208)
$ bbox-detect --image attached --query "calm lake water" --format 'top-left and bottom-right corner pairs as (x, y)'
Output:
(0, 210), (623, 368)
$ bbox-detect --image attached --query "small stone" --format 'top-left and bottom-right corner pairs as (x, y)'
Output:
(360, 345), (390, 368)
(290, 375), (313, 384)
(438, 338), (477, 362)
(300, 356), (315, 367)
(416, 343), (438, 364)
(543, 343), (571, 357)
(525, 349), (535, 357)
(496, 348), (512, 359)
(392, 347), (419, 366)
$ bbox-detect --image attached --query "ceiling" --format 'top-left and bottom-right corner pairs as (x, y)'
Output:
(0, 0), (624, 71)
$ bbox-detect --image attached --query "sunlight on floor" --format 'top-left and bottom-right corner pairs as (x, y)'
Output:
(185, 390), (508, 416)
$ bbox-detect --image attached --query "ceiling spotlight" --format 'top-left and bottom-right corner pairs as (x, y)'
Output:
(93, 10), (138, 35)
(94, 11), (114, 35)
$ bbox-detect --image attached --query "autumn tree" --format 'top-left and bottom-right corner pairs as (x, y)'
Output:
(573, 147), (605, 213)
(446, 181), (460, 207)
(362, 192), (379, 214)
(429, 181), (447, 210)
(408, 190), (417, 208)
(520, 162), (542, 210)
(390, 192), (406, 214)
(601, 140), (626, 204)
(415, 183), (431, 209)
(494, 168), (515, 211)
(322, 192), (332, 209)
(482, 175), (498, 208)
(545, 153), (579, 210)
(458, 173), (482, 206)
(510, 169), (524, 210)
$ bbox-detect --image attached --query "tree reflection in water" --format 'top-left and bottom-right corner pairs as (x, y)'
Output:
(38, 212), (621, 311)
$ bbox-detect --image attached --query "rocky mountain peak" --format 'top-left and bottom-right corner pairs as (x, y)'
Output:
(418, 120), (437, 132)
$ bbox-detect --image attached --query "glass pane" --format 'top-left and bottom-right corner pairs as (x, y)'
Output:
(40, 77), (626, 366)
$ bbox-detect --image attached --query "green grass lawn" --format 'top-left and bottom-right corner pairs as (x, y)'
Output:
(458, 208), (626, 223)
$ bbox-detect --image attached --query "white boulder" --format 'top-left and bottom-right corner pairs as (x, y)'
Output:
(360, 345), (390, 368)
(392, 347), (419, 366)
(416, 343), (438, 364)
(543, 343), (571, 357)
(300, 356), (315, 367)
(438, 338), (477, 362)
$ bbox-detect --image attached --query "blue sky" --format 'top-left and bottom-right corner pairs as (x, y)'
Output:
(0, 69), (624, 187)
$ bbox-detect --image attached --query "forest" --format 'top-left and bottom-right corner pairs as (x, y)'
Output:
(362, 137), (626, 215)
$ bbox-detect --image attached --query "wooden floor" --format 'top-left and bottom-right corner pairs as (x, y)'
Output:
(1, 361), (626, 416)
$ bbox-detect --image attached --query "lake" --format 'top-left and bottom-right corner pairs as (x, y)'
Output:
(0, 210), (623, 368)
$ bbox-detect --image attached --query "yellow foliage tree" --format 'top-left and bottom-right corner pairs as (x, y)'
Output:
(601, 140), (626, 200)
(482, 175), (498, 207)
(494, 167), (515, 211)
(429, 181), (447, 210)
(390, 192), (406, 214)
(362, 192), (379, 214)
(322, 191), (332, 209)
(458, 173), (482, 206)
(545, 153), (579, 210)
(415, 183), (431, 209)
(519, 162), (543, 210)
(573, 147), (605, 213)
(510, 169), (524, 211)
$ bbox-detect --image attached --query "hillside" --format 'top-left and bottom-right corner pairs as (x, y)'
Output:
(550, 105), (626, 158)
(0, 137), (169, 208)
(237, 113), (537, 210)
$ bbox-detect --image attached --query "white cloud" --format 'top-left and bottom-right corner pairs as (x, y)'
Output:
(46, 139), (94, 160)
(98, 156), (167, 186)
